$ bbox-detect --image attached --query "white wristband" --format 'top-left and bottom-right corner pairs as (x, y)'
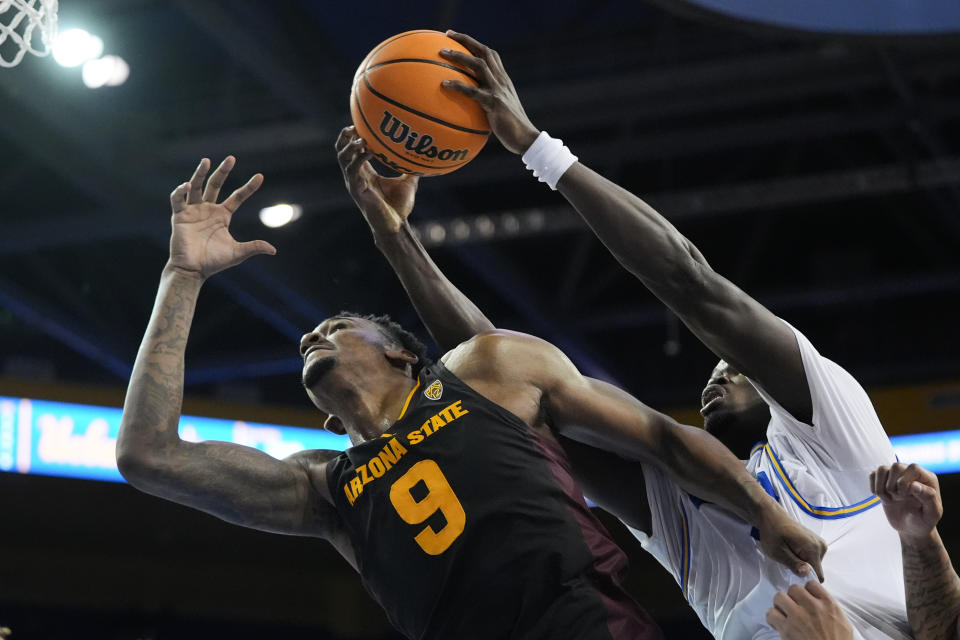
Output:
(521, 131), (578, 191)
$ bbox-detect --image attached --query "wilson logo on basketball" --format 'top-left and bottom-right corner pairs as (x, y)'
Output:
(379, 111), (470, 163)
(423, 380), (444, 400)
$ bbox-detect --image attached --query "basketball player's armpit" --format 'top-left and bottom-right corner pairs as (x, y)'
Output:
(555, 162), (811, 421)
(377, 221), (494, 350)
(559, 436), (652, 534)
(901, 532), (960, 640)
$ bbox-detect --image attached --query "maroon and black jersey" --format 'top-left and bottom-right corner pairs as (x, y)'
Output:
(326, 362), (661, 640)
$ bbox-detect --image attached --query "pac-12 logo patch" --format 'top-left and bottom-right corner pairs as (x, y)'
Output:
(423, 380), (443, 400)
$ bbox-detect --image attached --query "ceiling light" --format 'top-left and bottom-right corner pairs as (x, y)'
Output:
(259, 204), (302, 228)
(82, 55), (129, 88)
(51, 28), (103, 68)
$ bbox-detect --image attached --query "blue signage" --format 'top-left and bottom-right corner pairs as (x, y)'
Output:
(0, 394), (957, 483)
(0, 395), (349, 483)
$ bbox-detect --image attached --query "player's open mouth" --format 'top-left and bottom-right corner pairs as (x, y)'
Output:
(700, 385), (724, 415)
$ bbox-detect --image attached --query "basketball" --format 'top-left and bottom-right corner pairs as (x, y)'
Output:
(350, 30), (490, 176)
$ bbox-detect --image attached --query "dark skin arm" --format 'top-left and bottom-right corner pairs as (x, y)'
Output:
(116, 158), (354, 565)
(337, 123), (654, 532)
(872, 463), (960, 640)
(334, 126), (494, 349)
(445, 331), (826, 580)
(440, 30), (811, 424)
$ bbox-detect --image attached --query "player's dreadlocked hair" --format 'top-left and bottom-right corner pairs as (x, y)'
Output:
(335, 311), (431, 378)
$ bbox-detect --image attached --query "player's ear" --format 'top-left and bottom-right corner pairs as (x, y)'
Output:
(385, 348), (419, 372)
(324, 414), (346, 435)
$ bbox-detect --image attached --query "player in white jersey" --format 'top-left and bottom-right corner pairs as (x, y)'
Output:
(634, 327), (909, 639)
(369, 30), (906, 639)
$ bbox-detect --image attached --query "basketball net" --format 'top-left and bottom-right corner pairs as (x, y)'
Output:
(0, 0), (58, 68)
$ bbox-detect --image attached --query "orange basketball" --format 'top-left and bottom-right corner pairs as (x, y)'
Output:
(350, 30), (490, 176)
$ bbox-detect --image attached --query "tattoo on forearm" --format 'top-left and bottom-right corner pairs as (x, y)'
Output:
(902, 534), (960, 640)
(123, 274), (199, 444)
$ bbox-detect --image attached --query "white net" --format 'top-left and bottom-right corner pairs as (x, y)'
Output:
(0, 0), (58, 68)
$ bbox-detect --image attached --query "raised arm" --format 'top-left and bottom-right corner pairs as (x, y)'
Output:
(440, 31), (810, 423)
(116, 158), (350, 558)
(873, 463), (960, 640)
(449, 331), (826, 580)
(335, 126), (494, 351)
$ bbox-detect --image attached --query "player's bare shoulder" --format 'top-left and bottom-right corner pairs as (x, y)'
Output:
(440, 330), (568, 428)
(441, 329), (558, 381)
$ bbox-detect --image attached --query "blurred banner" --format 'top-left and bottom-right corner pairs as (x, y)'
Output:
(1, 394), (959, 482)
(0, 395), (349, 483)
(680, 0), (960, 35)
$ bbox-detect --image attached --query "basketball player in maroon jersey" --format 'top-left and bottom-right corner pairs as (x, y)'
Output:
(117, 156), (825, 640)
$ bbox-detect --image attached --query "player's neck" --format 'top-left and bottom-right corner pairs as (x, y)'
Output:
(327, 371), (418, 444)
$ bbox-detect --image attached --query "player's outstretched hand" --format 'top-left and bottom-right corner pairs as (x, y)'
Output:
(440, 30), (540, 155)
(766, 581), (853, 640)
(336, 125), (420, 237)
(871, 462), (942, 542)
(168, 156), (275, 280)
(757, 509), (827, 582)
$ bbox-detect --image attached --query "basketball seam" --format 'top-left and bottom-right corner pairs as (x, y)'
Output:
(362, 74), (491, 136)
(364, 58), (480, 84)
(354, 92), (471, 171)
(361, 30), (441, 71)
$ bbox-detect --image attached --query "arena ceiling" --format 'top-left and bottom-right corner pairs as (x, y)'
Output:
(1, 0), (959, 416)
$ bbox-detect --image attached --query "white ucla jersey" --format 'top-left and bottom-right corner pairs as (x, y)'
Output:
(630, 324), (911, 640)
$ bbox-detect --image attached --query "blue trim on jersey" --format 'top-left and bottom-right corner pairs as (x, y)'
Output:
(749, 470), (781, 541)
(762, 443), (881, 519)
(755, 470), (779, 503)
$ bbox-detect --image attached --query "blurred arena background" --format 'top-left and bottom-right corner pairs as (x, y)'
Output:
(1, 0), (959, 637)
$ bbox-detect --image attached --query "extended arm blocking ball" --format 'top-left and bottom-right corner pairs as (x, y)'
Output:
(350, 30), (491, 176)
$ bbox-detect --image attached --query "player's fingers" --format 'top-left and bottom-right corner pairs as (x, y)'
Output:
(236, 239), (277, 261)
(772, 591), (800, 616)
(438, 48), (492, 84)
(912, 463), (940, 491)
(909, 480), (939, 502)
(777, 545), (810, 580)
(804, 550), (825, 584)
(804, 579), (830, 599)
(786, 583), (817, 606)
(765, 606), (787, 631)
(346, 146), (374, 185)
(188, 158), (210, 204)
(335, 125), (357, 153)
(337, 136), (365, 171)
(445, 30), (492, 60)
(203, 156), (236, 203)
(488, 47), (507, 75)
(170, 181), (190, 214)
(886, 462), (908, 495)
(222, 173), (264, 213)
(892, 463), (924, 497)
(442, 79), (491, 105)
(874, 465), (893, 502)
